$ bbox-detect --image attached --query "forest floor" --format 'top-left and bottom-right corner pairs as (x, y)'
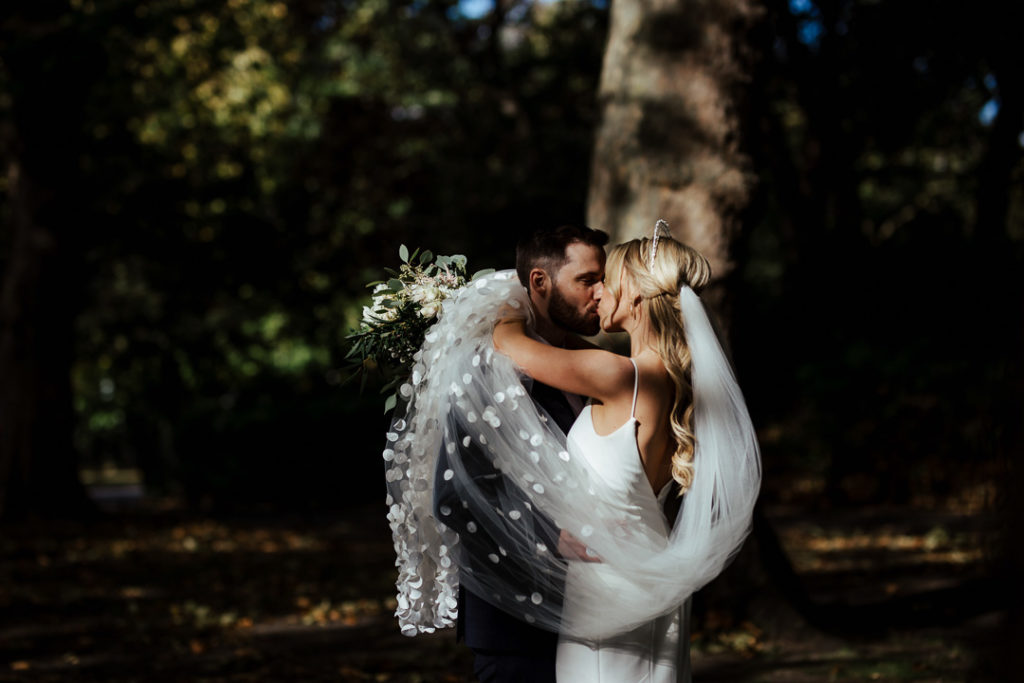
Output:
(0, 485), (1004, 682)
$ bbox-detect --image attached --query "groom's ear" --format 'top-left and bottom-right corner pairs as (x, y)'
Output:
(528, 268), (548, 296)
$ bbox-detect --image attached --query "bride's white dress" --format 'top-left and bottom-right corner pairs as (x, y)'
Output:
(556, 359), (692, 683)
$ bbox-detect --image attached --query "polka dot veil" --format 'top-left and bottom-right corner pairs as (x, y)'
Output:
(383, 271), (761, 640)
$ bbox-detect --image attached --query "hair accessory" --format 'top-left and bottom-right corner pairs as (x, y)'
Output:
(649, 219), (670, 269)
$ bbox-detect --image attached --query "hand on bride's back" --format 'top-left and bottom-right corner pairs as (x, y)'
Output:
(558, 529), (602, 563)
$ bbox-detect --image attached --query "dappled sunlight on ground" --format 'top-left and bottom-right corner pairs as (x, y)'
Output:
(0, 497), (1000, 682)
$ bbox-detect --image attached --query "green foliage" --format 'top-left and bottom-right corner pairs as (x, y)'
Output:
(24, 0), (606, 503)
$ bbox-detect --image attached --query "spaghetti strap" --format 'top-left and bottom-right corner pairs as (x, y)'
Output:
(628, 358), (639, 419)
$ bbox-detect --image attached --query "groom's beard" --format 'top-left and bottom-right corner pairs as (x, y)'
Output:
(549, 285), (600, 336)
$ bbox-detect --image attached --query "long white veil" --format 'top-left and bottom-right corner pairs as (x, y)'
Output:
(383, 270), (760, 639)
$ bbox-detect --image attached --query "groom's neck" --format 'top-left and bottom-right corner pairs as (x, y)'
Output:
(535, 318), (568, 347)
(530, 302), (569, 348)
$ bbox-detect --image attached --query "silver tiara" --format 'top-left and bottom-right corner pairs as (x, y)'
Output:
(649, 219), (670, 269)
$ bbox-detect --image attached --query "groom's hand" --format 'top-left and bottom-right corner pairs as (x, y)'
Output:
(557, 529), (601, 563)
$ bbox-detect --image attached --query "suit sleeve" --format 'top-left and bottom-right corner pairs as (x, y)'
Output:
(432, 428), (562, 556)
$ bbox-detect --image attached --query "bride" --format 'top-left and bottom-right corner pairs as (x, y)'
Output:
(382, 225), (760, 682)
(494, 232), (720, 681)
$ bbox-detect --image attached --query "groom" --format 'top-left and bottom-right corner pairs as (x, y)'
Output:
(434, 224), (608, 682)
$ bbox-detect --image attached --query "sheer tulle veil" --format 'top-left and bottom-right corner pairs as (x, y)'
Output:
(383, 269), (761, 639)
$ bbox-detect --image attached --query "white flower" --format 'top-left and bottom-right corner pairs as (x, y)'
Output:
(363, 285), (399, 323)
(410, 282), (442, 306)
(419, 300), (443, 319)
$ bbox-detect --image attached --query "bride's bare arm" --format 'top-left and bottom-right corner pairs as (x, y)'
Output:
(492, 319), (632, 402)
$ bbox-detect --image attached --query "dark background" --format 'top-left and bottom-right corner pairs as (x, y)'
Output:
(0, 0), (1020, 680)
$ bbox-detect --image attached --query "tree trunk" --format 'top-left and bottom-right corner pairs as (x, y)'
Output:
(587, 0), (840, 631)
(974, 62), (1024, 250)
(0, 161), (89, 519)
(587, 0), (759, 290)
(0, 12), (96, 519)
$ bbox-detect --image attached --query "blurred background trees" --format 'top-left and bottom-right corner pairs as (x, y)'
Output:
(0, 0), (1020, 520)
(0, 0), (609, 517)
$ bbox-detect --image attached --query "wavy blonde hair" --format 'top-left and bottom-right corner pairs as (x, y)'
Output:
(604, 237), (711, 494)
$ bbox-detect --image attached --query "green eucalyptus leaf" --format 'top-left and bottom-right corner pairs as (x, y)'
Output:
(384, 393), (397, 413)
(399, 244), (409, 262)
(388, 278), (404, 292)
(419, 250), (433, 265)
(471, 268), (495, 281)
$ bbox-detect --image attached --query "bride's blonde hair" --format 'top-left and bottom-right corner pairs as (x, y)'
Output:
(604, 237), (711, 494)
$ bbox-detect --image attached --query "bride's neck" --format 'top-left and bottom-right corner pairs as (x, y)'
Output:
(627, 320), (658, 357)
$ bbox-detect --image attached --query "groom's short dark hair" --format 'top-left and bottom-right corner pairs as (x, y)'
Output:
(516, 224), (609, 290)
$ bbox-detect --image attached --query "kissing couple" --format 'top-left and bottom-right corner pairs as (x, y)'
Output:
(384, 223), (761, 682)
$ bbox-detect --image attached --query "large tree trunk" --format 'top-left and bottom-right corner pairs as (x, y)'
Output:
(587, 0), (817, 631)
(587, 0), (759, 289)
(0, 10), (96, 519)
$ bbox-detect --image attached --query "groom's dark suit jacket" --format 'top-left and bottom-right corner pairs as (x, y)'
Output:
(434, 380), (579, 654)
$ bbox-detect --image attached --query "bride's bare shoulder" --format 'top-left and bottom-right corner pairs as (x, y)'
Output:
(634, 353), (675, 397)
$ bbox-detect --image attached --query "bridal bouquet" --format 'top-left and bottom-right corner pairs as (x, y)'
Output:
(346, 245), (492, 411)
